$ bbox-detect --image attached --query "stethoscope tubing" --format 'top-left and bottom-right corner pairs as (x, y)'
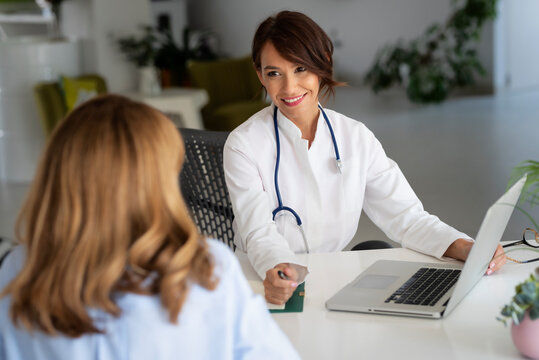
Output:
(319, 104), (341, 165)
(271, 104), (341, 253)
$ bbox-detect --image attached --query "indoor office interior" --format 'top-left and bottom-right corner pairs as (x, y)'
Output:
(0, 0), (537, 250)
(1, 0), (539, 359)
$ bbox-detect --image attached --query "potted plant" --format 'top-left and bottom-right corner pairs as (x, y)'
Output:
(498, 271), (539, 359)
(364, 0), (498, 103)
(508, 160), (539, 229)
(154, 28), (186, 87)
(115, 25), (218, 90)
(154, 26), (218, 87)
(115, 25), (161, 95)
(497, 160), (539, 358)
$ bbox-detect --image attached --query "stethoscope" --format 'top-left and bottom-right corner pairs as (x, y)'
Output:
(271, 104), (342, 253)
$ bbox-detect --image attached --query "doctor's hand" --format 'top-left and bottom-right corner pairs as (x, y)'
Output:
(444, 238), (507, 275)
(264, 263), (298, 305)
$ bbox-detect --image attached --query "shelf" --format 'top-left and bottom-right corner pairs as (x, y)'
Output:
(0, 13), (53, 24)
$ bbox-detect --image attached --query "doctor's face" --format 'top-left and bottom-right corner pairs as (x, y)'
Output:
(257, 42), (320, 124)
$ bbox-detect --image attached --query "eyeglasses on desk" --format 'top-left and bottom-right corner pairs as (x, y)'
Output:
(503, 228), (539, 264)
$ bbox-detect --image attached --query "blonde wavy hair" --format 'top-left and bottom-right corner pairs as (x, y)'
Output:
(2, 94), (217, 337)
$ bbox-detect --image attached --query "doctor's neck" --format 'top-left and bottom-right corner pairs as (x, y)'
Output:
(278, 104), (320, 147)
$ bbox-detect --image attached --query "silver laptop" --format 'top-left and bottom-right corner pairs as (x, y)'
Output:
(326, 175), (527, 319)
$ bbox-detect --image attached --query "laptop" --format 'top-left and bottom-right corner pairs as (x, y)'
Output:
(326, 175), (527, 319)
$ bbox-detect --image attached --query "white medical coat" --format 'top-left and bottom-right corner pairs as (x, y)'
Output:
(223, 105), (470, 280)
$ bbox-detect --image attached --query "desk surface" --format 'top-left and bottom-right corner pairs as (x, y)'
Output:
(238, 248), (534, 359)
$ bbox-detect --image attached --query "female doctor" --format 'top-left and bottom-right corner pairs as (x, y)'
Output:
(223, 10), (506, 305)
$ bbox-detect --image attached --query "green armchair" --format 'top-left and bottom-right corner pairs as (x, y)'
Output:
(33, 74), (107, 136)
(188, 56), (269, 131)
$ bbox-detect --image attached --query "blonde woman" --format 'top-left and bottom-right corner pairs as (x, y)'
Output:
(0, 95), (298, 360)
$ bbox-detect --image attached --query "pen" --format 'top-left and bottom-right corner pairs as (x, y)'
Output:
(277, 270), (289, 280)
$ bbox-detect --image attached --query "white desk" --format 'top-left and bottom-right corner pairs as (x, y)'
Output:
(122, 87), (208, 130)
(238, 248), (535, 359)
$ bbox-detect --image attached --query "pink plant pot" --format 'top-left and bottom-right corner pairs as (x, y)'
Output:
(512, 312), (539, 359)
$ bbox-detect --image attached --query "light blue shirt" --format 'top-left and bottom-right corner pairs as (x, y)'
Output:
(0, 240), (299, 360)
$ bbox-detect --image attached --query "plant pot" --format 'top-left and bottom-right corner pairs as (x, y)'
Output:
(512, 312), (539, 359)
(160, 68), (173, 88)
(138, 66), (161, 96)
(159, 68), (188, 88)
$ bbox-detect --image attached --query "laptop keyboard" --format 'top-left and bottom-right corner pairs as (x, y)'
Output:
(384, 268), (461, 306)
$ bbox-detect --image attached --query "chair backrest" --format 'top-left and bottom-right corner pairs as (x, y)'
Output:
(33, 74), (107, 136)
(178, 128), (235, 250)
(33, 81), (66, 135)
(188, 56), (262, 111)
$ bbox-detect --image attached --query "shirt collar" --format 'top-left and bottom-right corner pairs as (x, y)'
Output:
(274, 103), (325, 143)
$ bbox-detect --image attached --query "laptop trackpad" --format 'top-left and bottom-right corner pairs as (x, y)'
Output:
(354, 275), (399, 290)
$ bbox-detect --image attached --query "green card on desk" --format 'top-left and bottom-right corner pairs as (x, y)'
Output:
(270, 283), (305, 313)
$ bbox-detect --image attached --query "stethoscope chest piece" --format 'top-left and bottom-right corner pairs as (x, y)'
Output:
(336, 159), (344, 173)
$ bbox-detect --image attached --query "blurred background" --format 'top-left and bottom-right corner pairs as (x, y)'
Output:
(0, 0), (537, 249)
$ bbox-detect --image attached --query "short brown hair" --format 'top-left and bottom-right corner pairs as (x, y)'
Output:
(2, 95), (217, 337)
(252, 10), (345, 100)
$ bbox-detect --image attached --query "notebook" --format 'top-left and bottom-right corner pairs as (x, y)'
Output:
(248, 280), (305, 312)
(326, 175), (526, 319)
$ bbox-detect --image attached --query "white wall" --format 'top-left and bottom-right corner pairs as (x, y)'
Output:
(62, 0), (152, 92)
(150, 0), (188, 46)
(0, 39), (80, 182)
(188, 0), (495, 86)
(498, 0), (539, 91)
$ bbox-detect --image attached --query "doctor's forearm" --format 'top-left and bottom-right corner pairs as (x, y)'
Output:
(443, 238), (474, 261)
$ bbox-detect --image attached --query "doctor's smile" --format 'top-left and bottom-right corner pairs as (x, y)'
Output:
(224, 10), (507, 308)
(258, 41), (321, 123)
(282, 93), (306, 106)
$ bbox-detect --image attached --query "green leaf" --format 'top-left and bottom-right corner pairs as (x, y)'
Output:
(517, 310), (526, 324)
(508, 160), (539, 211)
(501, 305), (513, 317)
(426, 24), (441, 35)
(365, 0), (498, 103)
(497, 269), (539, 325)
(513, 311), (521, 325)
(522, 281), (536, 294)
(515, 293), (533, 306)
(496, 316), (508, 326)
(530, 305), (539, 320)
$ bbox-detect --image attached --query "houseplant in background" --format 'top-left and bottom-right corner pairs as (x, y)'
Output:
(45, 0), (64, 22)
(508, 160), (539, 229)
(154, 27), (186, 87)
(364, 0), (498, 103)
(115, 25), (218, 90)
(154, 26), (218, 87)
(498, 271), (539, 359)
(115, 25), (161, 95)
(36, 0), (69, 38)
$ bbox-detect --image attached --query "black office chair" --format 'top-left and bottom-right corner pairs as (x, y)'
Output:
(177, 128), (392, 253)
(351, 240), (393, 251)
(178, 128), (236, 250)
